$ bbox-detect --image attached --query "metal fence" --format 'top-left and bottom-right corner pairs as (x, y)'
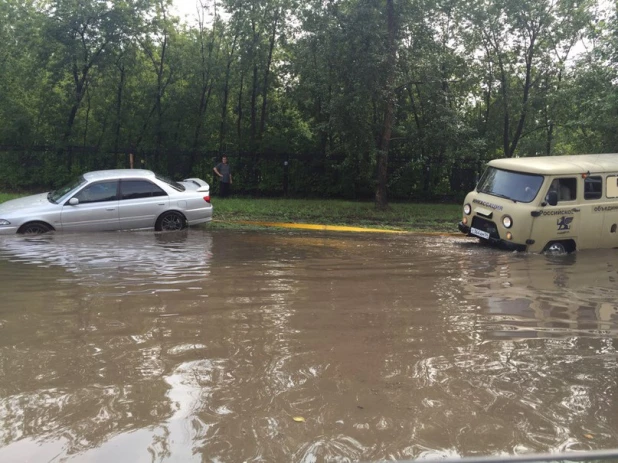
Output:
(0, 145), (481, 201)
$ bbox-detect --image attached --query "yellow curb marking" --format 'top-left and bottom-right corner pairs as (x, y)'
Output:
(214, 219), (461, 236)
(236, 221), (404, 233)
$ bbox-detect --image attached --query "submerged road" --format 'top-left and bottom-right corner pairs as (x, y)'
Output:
(0, 229), (617, 462)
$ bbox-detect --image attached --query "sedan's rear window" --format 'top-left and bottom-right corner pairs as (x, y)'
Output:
(121, 180), (167, 199)
(156, 174), (185, 192)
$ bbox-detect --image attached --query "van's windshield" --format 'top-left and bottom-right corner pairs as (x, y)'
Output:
(477, 167), (544, 203)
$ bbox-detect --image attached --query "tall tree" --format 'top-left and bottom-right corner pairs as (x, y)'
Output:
(467, 0), (591, 158)
(191, 0), (220, 160)
(375, 0), (397, 209)
(42, 0), (142, 171)
(219, 16), (242, 153)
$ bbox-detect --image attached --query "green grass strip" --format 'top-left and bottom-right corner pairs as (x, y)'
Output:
(0, 193), (462, 233)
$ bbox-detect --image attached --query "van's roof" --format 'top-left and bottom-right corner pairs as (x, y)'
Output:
(488, 153), (618, 175)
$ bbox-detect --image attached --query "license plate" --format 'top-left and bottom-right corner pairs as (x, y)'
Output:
(470, 227), (490, 239)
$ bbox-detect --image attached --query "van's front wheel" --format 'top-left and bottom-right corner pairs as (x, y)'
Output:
(543, 240), (575, 254)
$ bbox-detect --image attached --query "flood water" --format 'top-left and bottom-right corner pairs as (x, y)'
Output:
(0, 229), (617, 462)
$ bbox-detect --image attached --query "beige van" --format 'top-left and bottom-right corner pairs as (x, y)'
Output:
(458, 153), (618, 253)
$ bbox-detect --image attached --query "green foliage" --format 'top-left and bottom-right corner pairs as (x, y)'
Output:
(0, 0), (614, 200)
(0, 193), (22, 203)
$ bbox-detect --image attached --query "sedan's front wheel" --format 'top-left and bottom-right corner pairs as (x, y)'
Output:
(155, 211), (187, 232)
(18, 221), (53, 235)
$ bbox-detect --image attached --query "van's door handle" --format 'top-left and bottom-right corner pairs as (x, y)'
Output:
(572, 208), (580, 212)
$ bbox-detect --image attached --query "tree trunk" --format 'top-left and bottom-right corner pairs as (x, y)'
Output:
(508, 33), (536, 157)
(192, 9), (219, 163)
(497, 53), (511, 158)
(545, 69), (563, 156)
(250, 63), (259, 151)
(192, 83), (214, 160)
(237, 69), (244, 143)
(113, 61), (125, 167)
(155, 34), (168, 163)
(219, 32), (239, 153)
(259, 9), (279, 140)
(375, 0), (397, 210)
(61, 60), (89, 173)
(249, 18), (259, 152)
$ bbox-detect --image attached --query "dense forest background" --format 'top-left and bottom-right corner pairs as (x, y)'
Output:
(1, 0), (617, 204)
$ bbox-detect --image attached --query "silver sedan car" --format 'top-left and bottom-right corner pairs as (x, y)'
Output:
(0, 169), (213, 235)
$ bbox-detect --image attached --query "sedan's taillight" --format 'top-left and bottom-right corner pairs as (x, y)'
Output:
(203, 195), (211, 203)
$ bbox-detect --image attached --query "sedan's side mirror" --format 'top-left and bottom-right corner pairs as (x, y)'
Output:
(545, 190), (558, 206)
(68, 197), (79, 206)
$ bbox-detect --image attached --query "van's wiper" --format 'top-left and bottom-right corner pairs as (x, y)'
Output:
(490, 192), (517, 203)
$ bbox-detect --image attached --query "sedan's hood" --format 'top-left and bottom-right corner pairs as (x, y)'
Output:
(0, 193), (53, 215)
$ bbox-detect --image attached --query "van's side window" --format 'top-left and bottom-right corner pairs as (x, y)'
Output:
(584, 176), (603, 200)
(606, 176), (618, 198)
(549, 178), (576, 202)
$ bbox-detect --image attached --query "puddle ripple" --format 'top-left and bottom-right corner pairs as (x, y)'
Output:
(0, 231), (617, 461)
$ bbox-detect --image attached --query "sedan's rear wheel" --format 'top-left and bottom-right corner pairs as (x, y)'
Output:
(18, 221), (53, 235)
(156, 211), (187, 232)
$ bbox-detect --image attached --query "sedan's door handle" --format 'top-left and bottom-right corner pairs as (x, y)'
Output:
(158, 203), (165, 206)
(106, 208), (116, 211)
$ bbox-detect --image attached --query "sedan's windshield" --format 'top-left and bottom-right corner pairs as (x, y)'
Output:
(48, 176), (87, 203)
(477, 167), (543, 203)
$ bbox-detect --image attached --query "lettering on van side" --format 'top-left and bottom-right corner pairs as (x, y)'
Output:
(594, 205), (618, 212)
(473, 199), (503, 211)
(539, 210), (575, 216)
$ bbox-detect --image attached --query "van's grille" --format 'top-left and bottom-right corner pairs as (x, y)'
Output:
(471, 216), (500, 240)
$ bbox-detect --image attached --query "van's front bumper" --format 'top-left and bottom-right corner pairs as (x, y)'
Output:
(458, 222), (470, 235)
(458, 222), (527, 252)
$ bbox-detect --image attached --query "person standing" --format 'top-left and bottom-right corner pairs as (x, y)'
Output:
(213, 155), (233, 198)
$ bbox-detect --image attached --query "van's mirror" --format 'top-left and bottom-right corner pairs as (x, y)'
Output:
(546, 190), (558, 206)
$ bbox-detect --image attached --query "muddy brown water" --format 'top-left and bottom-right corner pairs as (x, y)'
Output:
(0, 229), (617, 462)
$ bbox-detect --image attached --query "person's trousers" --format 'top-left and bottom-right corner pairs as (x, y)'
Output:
(220, 181), (231, 197)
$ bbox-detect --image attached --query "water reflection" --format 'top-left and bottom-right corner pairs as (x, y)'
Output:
(0, 231), (216, 461)
(428, 244), (618, 458)
(1, 231), (213, 294)
(455, 250), (618, 339)
(0, 231), (617, 461)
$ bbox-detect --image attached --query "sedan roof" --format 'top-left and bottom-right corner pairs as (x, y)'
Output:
(83, 169), (156, 181)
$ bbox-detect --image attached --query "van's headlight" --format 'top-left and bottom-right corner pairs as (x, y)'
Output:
(463, 204), (471, 215)
(0, 219), (10, 226)
(502, 215), (513, 228)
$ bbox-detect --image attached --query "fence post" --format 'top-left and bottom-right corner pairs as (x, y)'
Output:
(283, 153), (289, 197)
